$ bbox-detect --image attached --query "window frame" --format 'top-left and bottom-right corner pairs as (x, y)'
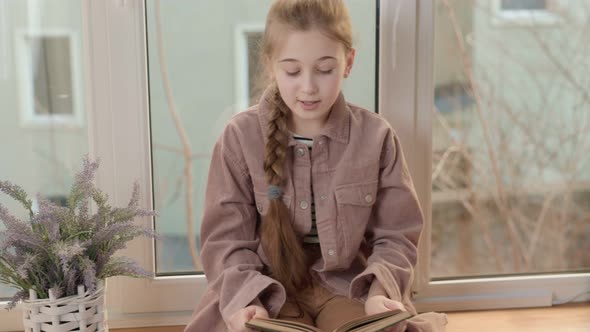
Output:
(1, 0), (588, 330)
(80, 0), (203, 326)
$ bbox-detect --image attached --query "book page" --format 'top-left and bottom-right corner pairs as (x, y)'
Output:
(336, 310), (412, 332)
(247, 311), (412, 332)
(246, 317), (322, 332)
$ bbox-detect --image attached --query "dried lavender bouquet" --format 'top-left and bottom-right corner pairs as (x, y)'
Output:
(0, 156), (156, 309)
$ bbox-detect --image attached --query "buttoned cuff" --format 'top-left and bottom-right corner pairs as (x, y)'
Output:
(220, 275), (286, 323)
(349, 262), (402, 302)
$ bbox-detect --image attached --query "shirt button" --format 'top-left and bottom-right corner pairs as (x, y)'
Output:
(299, 200), (309, 210)
(296, 148), (305, 156)
(318, 140), (324, 145)
(327, 249), (335, 256)
(365, 194), (373, 203)
(320, 194), (327, 200)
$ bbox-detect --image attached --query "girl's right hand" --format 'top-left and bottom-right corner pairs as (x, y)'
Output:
(365, 296), (407, 332)
(227, 305), (269, 332)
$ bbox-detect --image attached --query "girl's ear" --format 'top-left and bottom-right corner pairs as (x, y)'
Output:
(344, 48), (356, 78)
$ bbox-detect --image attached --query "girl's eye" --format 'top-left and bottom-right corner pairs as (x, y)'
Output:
(286, 71), (300, 76)
(318, 69), (333, 75)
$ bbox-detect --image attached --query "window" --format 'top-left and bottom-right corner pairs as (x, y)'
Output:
(0, 2), (88, 330)
(432, 0), (590, 275)
(492, 0), (561, 25)
(431, 0), (590, 277)
(88, 1), (376, 327)
(246, 32), (264, 106)
(411, 0), (589, 311)
(3, 1), (587, 330)
(235, 24), (265, 112)
(501, 0), (547, 11)
(146, 0), (376, 280)
(16, 30), (84, 128)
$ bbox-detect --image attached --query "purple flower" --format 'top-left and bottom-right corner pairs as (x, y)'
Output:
(0, 181), (33, 216)
(72, 156), (100, 199)
(0, 204), (43, 251)
(128, 182), (140, 209)
(64, 267), (78, 296)
(0, 156), (157, 308)
(16, 254), (37, 279)
(100, 256), (151, 279)
(78, 257), (97, 293)
(49, 285), (63, 299)
(54, 240), (86, 273)
(33, 193), (68, 241)
(6, 290), (27, 310)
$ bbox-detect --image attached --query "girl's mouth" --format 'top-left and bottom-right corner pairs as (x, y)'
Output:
(299, 100), (320, 111)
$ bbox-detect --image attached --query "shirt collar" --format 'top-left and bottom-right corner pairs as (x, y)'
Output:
(257, 86), (350, 147)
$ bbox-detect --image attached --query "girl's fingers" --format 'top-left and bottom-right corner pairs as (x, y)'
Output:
(243, 306), (256, 321)
(384, 299), (406, 311)
(252, 305), (269, 319)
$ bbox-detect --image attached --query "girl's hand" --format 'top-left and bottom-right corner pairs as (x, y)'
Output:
(365, 295), (405, 315)
(365, 295), (407, 332)
(227, 305), (269, 332)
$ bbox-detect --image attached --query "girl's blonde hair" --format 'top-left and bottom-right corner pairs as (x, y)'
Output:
(259, 0), (353, 297)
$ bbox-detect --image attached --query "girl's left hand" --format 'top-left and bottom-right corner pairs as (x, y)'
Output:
(364, 295), (408, 332)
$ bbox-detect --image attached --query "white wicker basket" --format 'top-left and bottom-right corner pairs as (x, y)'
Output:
(22, 282), (107, 332)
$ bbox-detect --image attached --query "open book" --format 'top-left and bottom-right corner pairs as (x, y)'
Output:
(245, 309), (412, 332)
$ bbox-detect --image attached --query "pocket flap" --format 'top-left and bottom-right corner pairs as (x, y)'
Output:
(335, 181), (378, 206)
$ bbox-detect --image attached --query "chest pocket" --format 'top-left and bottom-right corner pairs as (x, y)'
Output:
(335, 181), (378, 207)
(334, 180), (378, 259)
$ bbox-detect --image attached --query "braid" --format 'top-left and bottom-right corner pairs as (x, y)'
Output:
(260, 85), (310, 297)
(263, 90), (289, 185)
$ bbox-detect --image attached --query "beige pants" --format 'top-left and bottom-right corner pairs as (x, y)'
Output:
(277, 244), (366, 331)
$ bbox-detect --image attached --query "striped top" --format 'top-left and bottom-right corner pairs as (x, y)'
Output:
(292, 134), (319, 244)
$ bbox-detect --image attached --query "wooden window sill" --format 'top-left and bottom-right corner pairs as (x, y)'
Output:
(113, 303), (590, 332)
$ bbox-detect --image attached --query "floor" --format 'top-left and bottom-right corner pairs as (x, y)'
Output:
(114, 303), (590, 332)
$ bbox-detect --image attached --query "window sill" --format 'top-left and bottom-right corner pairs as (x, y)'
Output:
(111, 302), (590, 332)
(445, 302), (589, 331)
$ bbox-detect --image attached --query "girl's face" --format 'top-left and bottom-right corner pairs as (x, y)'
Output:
(272, 29), (354, 136)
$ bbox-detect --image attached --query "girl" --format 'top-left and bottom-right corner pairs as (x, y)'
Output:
(185, 1), (446, 331)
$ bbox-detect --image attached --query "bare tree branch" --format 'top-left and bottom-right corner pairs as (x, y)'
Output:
(155, 0), (200, 271)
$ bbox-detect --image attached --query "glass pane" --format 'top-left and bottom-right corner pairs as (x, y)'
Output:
(146, 0), (377, 275)
(501, 0), (547, 11)
(431, 0), (590, 278)
(0, 0), (88, 299)
(33, 36), (74, 115)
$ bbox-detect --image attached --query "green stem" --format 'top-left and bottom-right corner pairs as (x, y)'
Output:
(65, 230), (93, 241)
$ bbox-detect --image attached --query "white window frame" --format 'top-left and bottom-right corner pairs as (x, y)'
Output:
(234, 23), (265, 113)
(491, 0), (561, 26)
(79, 1), (204, 327)
(15, 29), (85, 129)
(1, 0), (588, 330)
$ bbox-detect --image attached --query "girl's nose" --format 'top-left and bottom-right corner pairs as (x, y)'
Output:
(301, 73), (319, 95)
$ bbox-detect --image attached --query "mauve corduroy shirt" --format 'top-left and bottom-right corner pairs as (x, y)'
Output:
(184, 88), (447, 331)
